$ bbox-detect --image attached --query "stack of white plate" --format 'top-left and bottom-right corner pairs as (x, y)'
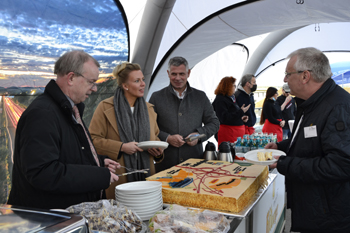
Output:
(115, 181), (163, 221)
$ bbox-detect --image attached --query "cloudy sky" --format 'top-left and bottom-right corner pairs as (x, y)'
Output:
(0, 0), (128, 87)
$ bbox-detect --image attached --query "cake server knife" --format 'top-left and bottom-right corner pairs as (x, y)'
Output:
(117, 169), (149, 176)
(183, 133), (206, 142)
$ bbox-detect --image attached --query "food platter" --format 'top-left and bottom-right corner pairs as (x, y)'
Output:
(137, 141), (169, 150)
(244, 149), (286, 166)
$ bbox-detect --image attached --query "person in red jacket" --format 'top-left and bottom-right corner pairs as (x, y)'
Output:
(212, 76), (250, 145)
(260, 87), (285, 142)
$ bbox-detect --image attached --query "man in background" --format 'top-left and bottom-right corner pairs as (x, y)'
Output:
(268, 47), (350, 232)
(8, 50), (119, 210)
(149, 56), (219, 172)
(235, 74), (257, 134)
(276, 83), (296, 139)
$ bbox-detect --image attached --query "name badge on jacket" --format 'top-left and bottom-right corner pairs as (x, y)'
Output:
(304, 125), (317, 138)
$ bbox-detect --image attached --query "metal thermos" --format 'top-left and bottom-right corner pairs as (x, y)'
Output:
(218, 141), (233, 163)
(203, 141), (217, 160)
(230, 142), (236, 158)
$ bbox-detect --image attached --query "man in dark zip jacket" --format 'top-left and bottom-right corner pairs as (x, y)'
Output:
(235, 74), (257, 134)
(268, 47), (350, 233)
(8, 51), (120, 209)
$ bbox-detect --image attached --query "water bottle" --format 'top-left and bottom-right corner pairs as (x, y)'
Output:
(258, 138), (264, 149)
(236, 137), (242, 153)
(251, 138), (257, 150)
(272, 134), (277, 143)
(243, 135), (248, 152)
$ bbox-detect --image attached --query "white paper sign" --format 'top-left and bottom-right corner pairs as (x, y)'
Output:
(304, 125), (317, 138)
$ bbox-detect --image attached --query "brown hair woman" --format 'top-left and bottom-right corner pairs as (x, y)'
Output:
(260, 87), (285, 142)
(212, 76), (250, 146)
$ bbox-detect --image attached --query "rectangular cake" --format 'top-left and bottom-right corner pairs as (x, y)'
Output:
(146, 159), (269, 213)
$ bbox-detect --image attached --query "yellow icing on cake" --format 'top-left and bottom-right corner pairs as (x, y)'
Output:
(146, 159), (269, 213)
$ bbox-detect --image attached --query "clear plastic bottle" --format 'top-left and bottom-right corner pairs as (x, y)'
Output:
(236, 137), (242, 153)
(242, 134), (248, 152)
(258, 138), (264, 149)
(273, 134), (277, 143)
(251, 138), (257, 150)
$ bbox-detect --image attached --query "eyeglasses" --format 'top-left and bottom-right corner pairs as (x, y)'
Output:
(74, 72), (97, 89)
(284, 70), (312, 78)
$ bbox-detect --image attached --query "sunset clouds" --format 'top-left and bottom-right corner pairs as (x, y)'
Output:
(0, 0), (128, 87)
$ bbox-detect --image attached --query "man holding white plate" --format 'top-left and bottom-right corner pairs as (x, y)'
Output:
(149, 56), (219, 172)
(267, 47), (350, 233)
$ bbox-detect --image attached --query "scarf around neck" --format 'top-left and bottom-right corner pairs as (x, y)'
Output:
(113, 87), (151, 181)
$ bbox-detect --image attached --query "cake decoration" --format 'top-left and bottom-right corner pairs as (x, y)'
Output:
(146, 159), (269, 213)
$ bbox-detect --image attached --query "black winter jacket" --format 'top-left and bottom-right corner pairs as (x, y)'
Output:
(8, 80), (110, 210)
(276, 95), (296, 129)
(277, 78), (350, 232)
(262, 99), (283, 125)
(234, 87), (256, 127)
(212, 94), (245, 126)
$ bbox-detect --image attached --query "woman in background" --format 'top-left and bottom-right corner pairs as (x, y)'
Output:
(212, 76), (250, 146)
(260, 87), (285, 142)
(89, 62), (163, 199)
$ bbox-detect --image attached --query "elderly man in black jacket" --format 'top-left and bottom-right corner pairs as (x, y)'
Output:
(8, 50), (120, 210)
(268, 47), (350, 233)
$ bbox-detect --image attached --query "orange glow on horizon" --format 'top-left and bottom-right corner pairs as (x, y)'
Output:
(0, 70), (54, 77)
(4, 97), (25, 128)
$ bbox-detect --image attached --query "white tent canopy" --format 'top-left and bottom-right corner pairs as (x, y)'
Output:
(119, 0), (350, 99)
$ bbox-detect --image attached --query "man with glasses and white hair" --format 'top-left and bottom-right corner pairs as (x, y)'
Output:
(8, 50), (120, 210)
(268, 47), (350, 232)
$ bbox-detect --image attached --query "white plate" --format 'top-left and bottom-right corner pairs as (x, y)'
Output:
(116, 192), (162, 201)
(116, 194), (162, 203)
(116, 194), (163, 205)
(118, 198), (163, 209)
(137, 213), (156, 221)
(115, 187), (161, 196)
(137, 141), (169, 150)
(244, 149), (286, 165)
(135, 206), (163, 221)
(132, 204), (163, 215)
(115, 190), (162, 201)
(117, 194), (162, 203)
(116, 189), (161, 198)
(115, 181), (162, 194)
